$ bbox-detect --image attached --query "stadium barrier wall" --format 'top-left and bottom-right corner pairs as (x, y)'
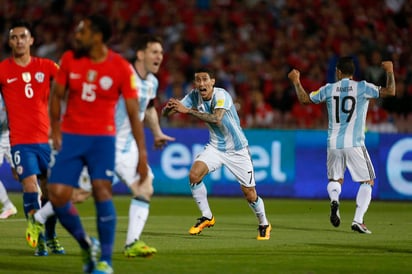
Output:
(1, 129), (411, 200)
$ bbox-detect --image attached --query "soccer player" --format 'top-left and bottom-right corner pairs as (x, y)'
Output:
(26, 15), (148, 274)
(0, 94), (17, 220)
(288, 57), (396, 234)
(0, 20), (64, 255)
(118, 34), (174, 257)
(27, 34), (175, 258)
(162, 67), (271, 240)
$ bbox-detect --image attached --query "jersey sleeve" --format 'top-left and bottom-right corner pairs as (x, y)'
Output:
(50, 60), (59, 78)
(120, 63), (138, 99)
(360, 80), (380, 99)
(310, 84), (329, 104)
(213, 88), (231, 110)
(44, 58), (59, 79)
(54, 51), (71, 87)
(181, 91), (194, 108)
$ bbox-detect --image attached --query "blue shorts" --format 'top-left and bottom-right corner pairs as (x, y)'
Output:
(11, 143), (51, 181)
(48, 133), (115, 187)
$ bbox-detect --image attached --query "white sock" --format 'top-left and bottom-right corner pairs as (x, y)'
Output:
(125, 198), (149, 246)
(34, 201), (55, 224)
(327, 181), (341, 202)
(354, 183), (372, 224)
(0, 181), (12, 208)
(190, 182), (212, 219)
(249, 196), (269, 226)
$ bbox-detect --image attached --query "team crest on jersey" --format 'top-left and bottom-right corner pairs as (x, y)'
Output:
(16, 165), (23, 175)
(22, 72), (31, 83)
(35, 72), (45, 83)
(87, 70), (97, 82)
(100, 76), (113, 90)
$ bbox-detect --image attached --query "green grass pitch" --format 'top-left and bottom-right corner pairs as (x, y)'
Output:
(0, 193), (411, 274)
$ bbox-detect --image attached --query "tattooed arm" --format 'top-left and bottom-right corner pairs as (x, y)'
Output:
(188, 108), (225, 125)
(380, 61), (396, 98)
(165, 98), (225, 124)
(288, 69), (312, 105)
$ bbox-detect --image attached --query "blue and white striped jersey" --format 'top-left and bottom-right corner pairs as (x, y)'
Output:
(310, 78), (380, 149)
(115, 66), (158, 153)
(181, 87), (248, 152)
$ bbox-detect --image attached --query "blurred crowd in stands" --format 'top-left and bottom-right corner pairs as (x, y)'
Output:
(1, 0), (411, 133)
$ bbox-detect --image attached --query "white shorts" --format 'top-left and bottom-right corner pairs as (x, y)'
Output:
(114, 140), (154, 187)
(327, 146), (375, 182)
(78, 140), (153, 191)
(196, 145), (256, 187)
(0, 131), (11, 166)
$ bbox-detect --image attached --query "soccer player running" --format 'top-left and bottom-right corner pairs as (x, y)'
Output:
(0, 94), (18, 219)
(288, 57), (395, 234)
(162, 67), (271, 240)
(27, 15), (148, 274)
(0, 20), (64, 255)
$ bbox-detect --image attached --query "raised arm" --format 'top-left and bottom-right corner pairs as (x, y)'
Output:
(288, 69), (312, 105)
(379, 61), (396, 98)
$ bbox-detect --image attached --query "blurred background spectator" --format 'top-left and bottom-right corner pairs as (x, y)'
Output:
(1, 0), (411, 132)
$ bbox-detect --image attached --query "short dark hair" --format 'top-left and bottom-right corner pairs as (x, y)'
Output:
(134, 34), (162, 52)
(9, 20), (33, 36)
(86, 14), (112, 43)
(336, 56), (355, 75)
(194, 67), (215, 79)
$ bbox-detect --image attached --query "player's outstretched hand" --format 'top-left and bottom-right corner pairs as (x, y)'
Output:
(154, 132), (175, 149)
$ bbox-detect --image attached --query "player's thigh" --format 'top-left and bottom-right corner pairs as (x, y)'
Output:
(115, 142), (140, 187)
(195, 145), (223, 173)
(224, 147), (256, 187)
(327, 148), (346, 180)
(85, 135), (115, 182)
(11, 143), (50, 181)
(49, 134), (89, 187)
(346, 147), (376, 182)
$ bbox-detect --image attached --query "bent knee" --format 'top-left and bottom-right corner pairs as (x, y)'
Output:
(242, 186), (257, 203)
(189, 161), (209, 184)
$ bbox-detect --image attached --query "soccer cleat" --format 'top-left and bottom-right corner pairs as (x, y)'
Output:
(330, 201), (341, 227)
(351, 221), (372, 234)
(0, 205), (17, 219)
(124, 239), (157, 258)
(34, 236), (48, 256)
(82, 237), (100, 273)
(189, 216), (216, 235)
(257, 223), (272, 240)
(92, 261), (113, 274)
(47, 237), (66, 254)
(26, 210), (44, 248)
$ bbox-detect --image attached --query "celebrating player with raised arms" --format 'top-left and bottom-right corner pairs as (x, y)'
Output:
(288, 57), (396, 234)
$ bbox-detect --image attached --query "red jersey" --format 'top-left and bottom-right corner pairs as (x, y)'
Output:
(0, 57), (58, 146)
(55, 50), (138, 135)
